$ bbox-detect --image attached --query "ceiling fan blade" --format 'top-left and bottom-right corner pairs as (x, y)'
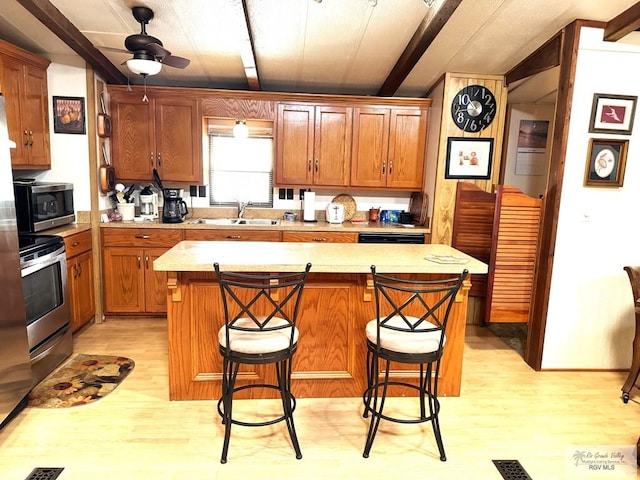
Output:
(145, 42), (171, 58)
(162, 55), (190, 69)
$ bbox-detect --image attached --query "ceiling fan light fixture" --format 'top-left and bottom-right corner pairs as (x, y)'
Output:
(126, 58), (162, 76)
(233, 120), (249, 139)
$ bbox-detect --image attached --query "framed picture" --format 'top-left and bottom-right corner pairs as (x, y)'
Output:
(53, 96), (86, 134)
(445, 137), (494, 179)
(589, 93), (637, 135)
(584, 138), (628, 187)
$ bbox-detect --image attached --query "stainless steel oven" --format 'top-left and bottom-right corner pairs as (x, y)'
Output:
(19, 234), (72, 385)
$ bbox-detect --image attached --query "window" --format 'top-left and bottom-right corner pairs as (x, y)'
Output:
(208, 134), (273, 206)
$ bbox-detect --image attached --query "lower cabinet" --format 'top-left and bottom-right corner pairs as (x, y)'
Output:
(64, 230), (95, 332)
(102, 228), (183, 315)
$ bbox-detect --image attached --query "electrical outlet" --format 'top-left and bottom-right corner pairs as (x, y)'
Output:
(299, 189), (305, 200)
(198, 185), (207, 197)
(189, 185), (198, 196)
(278, 188), (286, 200)
(286, 188), (294, 200)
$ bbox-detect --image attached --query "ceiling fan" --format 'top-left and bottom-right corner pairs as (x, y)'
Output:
(122, 6), (190, 76)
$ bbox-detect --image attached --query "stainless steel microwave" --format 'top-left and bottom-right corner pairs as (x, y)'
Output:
(13, 182), (75, 233)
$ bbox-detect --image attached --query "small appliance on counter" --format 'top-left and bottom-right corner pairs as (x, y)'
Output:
(13, 181), (75, 233)
(302, 189), (316, 222)
(326, 202), (345, 224)
(139, 185), (158, 220)
(162, 187), (188, 223)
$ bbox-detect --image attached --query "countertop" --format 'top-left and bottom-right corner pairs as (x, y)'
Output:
(99, 217), (430, 234)
(153, 241), (487, 274)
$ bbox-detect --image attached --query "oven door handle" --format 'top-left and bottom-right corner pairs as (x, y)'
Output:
(20, 246), (66, 277)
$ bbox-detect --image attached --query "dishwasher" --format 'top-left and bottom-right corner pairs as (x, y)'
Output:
(357, 232), (425, 244)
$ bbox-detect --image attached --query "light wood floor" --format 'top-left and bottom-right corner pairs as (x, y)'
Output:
(0, 319), (638, 479)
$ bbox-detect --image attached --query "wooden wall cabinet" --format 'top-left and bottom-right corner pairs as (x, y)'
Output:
(0, 39), (51, 169)
(351, 107), (427, 190)
(110, 89), (202, 184)
(102, 228), (184, 314)
(64, 230), (95, 332)
(275, 103), (352, 187)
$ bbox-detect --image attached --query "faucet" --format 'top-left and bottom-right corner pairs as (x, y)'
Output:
(237, 201), (251, 218)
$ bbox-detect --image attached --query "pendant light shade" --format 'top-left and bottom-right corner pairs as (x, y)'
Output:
(126, 58), (162, 76)
(233, 120), (249, 138)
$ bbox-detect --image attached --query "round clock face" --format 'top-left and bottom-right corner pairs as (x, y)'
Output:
(451, 85), (497, 132)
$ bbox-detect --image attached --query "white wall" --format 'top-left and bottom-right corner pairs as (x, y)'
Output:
(542, 27), (640, 369)
(503, 103), (555, 198)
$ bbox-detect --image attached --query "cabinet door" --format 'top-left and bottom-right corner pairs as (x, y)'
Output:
(155, 97), (202, 183)
(144, 248), (170, 313)
(2, 56), (28, 167)
(22, 64), (50, 168)
(350, 107), (390, 187)
(386, 108), (427, 189)
(70, 250), (95, 332)
(103, 247), (145, 313)
(313, 105), (352, 186)
(111, 93), (155, 181)
(275, 104), (315, 185)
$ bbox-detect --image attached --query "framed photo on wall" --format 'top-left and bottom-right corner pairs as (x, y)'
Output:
(53, 96), (86, 134)
(445, 137), (494, 179)
(589, 93), (637, 135)
(584, 138), (628, 187)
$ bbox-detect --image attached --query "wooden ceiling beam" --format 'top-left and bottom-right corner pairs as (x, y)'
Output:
(604, 1), (640, 42)
(16, 0), (127, 84)
(505, 32), (562, 86)
(377, 0), (463, 97)
(241, 0), (261, 91)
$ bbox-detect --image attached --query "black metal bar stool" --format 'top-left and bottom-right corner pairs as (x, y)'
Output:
(214, 262), (312, 464)
(362, 266), (468, 460)
(622, 266), (640, 404)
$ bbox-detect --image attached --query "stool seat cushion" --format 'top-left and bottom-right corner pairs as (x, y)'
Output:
(365, 316), (445, 354)
(219, 317), (299, 354)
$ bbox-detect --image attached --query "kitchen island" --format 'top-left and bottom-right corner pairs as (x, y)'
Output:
(154, 241), (487, 400)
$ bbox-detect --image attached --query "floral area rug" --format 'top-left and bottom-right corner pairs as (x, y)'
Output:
(28, 354), (134, 408)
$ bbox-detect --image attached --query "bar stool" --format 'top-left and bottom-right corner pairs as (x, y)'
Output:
(622, 266), (640, 404)
(362, 266), (468, 460)
(214, 262), (312, 464)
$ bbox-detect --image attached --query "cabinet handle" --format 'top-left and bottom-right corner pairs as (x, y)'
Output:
(135, 235), (151, 239)
(226, 235), (241, 239)
(23, 130), (29, 146)
(77, 263), (82, 277)
(312, 237), (327, 242)
(308, 159), (312, 172)
(389, 160), (392, 175)
(28, 131), (33, 146)
(157, 152), (161, 167)
(71, 241), (80, 247)
(315, 158), (319, 172)
(150, 152), (154, 167)
(137, 256), (141, 269)
(72, 264), (78, 279)
(382, 161), (386, 175)
(145, 255), (149, 269)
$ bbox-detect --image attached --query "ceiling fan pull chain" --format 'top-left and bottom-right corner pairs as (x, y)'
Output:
(142, 76), (149, 103)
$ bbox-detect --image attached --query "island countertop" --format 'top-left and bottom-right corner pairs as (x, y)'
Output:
(153, 240), (487, 274)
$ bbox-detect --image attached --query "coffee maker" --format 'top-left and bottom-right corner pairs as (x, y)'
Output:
(162, 187), (188, 223)
(139, 185), (158, 220)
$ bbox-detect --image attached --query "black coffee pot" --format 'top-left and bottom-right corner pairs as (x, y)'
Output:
(162, 188), (188, 223)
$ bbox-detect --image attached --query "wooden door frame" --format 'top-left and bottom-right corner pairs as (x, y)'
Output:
(505, 20), (602, 370)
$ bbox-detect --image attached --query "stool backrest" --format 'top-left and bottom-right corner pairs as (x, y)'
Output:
(371, 266), (468, 352)
(624, 266), (640, 312)
(214, 263), (312, 349)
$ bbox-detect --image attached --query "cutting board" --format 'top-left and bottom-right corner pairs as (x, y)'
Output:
(409, 191), (429, 226)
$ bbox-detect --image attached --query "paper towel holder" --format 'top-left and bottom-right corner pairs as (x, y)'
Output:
(303, 188), (317, 222)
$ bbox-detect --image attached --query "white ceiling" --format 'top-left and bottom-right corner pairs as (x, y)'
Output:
(1, 0), (639, 99)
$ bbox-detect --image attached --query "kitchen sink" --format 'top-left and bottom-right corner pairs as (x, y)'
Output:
(190, 218), (281, 226)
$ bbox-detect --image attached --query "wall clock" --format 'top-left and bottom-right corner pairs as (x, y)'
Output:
(451, 85), (497, 132)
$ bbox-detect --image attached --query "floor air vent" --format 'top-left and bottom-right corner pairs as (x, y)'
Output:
(24, 467), (64, 480)
(492, 459), (532, 479)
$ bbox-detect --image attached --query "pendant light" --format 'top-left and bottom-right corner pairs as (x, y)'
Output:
(233, 120), (249, 139)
